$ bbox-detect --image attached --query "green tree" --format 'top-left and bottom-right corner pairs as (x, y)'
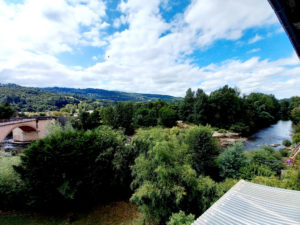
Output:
(248, 146), (284, 175)
(134, 106), (157, 127)
(0, 102), (16, 119)
(279, 99), (291, 120)
(217, 142), (248, 179)
(130, 128), (218, 224)
(193, 89), (209, 125)
(167, 211), (195, 225)
(14, 126), (132, 209)
(186, 126), (219, 177)
(208, 85), (243, 129)
(291, 107), (300, 124)
(239, 164), (274, 180)
(115, 102), (135, 135)
(180, 88), (195, 123)
(72, 110), (101, 130)
(158, 106), (178, 128)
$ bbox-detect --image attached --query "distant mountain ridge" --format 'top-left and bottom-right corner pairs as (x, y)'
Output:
(0, 83), (179, 112)
(39, 86), (176, 102)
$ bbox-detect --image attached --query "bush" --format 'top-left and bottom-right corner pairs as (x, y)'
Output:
(167, 211), (195, 225)
(216, 178), (238, 198)
(279, 148), (289, 157)
(239, 164), (274, 180)
(282, 139), (292, 147)
(229, 122), (250, 135)
(0, 156), (25, 210)
(14, 126), (133, 209)
(249, 147), (284, 175)
(186, 126), (219, 177)
(293, 133), (300, 144)
(253, 169), (300, 190)
(158, 106), (178, 128)
(218, 129), (227, 133)
(217, 142), (248, 179)
(130, 127), (218, 224)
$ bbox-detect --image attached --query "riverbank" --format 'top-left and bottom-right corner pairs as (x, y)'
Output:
(212, 131), (247, 147)
(244, 120), (293, 150)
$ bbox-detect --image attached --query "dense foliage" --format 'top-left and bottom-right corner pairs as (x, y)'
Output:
(186, 126), (219, 178)
(0, 84), (81, 112)
(131, 127), (224, 224)
(217, 142), (248, 179)
(41, 86), (177, 102)
(180, 86), (283, 135)
(247, 146), (284, 175)
(14, 126), (134, 209)
(0, 84), (178, 112)
(0, 156), (25, 210)
(2, 84), (300, 224)
(0, 102), (16, 119)
(167, 211), (195, 225)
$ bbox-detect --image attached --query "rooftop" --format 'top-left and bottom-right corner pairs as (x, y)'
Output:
(192, 180), (300, 225)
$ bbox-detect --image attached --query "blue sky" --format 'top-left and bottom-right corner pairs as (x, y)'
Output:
(0, 0), (299, 98)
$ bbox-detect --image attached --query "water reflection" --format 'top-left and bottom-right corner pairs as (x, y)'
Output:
(0, 137), (29, 156)
(244, 120), (293, 150)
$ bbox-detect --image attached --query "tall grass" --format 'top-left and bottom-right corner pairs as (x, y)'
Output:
(0, 155), (25, 210)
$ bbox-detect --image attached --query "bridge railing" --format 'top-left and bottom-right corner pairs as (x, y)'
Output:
(0, 117), (57, 126)
(0, 117), (35, 123)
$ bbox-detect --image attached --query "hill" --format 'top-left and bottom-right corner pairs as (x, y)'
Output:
(40, 87), (177, 102)
(0, 84), (179, 112)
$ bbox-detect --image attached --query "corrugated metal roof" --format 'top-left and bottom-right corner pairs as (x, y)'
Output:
(192, 180), (300, 225)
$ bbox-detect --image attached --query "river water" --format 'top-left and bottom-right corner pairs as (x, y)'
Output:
(244, 120), (293, 150)
(0, 136), (29, 157)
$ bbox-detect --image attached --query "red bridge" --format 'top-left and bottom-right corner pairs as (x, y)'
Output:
(0, 117), (56, 143)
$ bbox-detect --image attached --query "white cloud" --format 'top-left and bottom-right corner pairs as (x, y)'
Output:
(248, 48), (261, 53)
(1, 0), (300, 99)
(249, 34), (263, 44)
(183, 0), (276, 47)
(198, 54), (300, 98)
(0, 0), (107, 54)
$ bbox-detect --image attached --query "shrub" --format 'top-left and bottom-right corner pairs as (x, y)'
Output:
(279, 148), (289, 157)
(186, 126), (219, 177)
(130, 128), (218, 224)
(167, 211), (195, 225)
(282, 139), (292, 147)
(0, 156), (25, 210)
(229, 122), (250, 135)
(253, 169), (300, 190)
(239, 164), (274, 180)
(293, 133), (300, 144)
(217, 142), (248, 179)
(216, 178), (238, 198)
(249, 147), (284, 175)
(134, 107), (157, 127)
(218, 129), (227, 133)
(14, 126), (133, 209)
(158, 106), (178, 128)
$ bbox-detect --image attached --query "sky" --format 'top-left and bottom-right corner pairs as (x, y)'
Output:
(0, 0), (300, 98)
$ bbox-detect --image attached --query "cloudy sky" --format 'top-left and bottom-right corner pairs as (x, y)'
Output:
(0, 0), (300, 98)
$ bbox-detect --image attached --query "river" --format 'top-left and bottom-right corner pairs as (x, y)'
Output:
(0, 136), (29, 157)
(244, 120), (293, 150)
(0, 120), (294, 155)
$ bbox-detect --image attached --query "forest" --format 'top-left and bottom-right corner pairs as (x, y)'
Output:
(0, 85), (300, 225)
(0, 84), (178, 112)
(63, 85), (291, 135)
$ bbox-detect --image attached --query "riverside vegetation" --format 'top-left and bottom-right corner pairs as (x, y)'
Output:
(0, 85), (300, 225)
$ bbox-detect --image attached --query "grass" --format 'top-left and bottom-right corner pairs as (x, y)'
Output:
(0, 202), (148, 225)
